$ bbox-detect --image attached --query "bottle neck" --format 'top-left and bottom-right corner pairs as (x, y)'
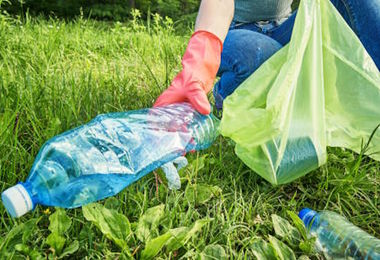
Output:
(299, 208), (320, 231)
(190, 113), (220, 151)
(21, 181), (38, 209)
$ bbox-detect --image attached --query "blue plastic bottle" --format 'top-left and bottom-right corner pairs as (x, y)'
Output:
(299, 208), (380, 259)
(1, 103), (219, 217)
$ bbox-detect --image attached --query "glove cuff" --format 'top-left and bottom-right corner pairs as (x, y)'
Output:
(181, 30), (223, 93)
(191, 30), (223, 53)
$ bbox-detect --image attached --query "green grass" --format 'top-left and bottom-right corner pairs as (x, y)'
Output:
(0, 10), (379, 260)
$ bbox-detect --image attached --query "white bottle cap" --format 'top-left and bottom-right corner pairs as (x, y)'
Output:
(1, 184), (33, 218)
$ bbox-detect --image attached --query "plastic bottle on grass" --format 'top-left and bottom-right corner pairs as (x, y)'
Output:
(299, 208), (380, 259)
(1, 103), (219, 217)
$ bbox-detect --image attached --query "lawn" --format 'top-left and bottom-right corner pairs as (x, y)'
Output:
(0, 9), (379, 260)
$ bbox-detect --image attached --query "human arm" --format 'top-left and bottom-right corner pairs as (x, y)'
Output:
(195, 0), (234, 42)
(154, 0), (234, 114)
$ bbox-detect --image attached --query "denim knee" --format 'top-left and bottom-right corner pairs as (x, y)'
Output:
(329, 0), (380, 69)
(213, 29), (282, 110)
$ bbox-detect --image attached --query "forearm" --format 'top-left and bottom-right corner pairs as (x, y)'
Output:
(155, 0), (231, 113)
(195, 0), (234, 42)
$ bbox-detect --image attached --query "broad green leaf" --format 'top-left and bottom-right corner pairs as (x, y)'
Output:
(179, 249), (197, 259)
(29, 249), (44, 260)
(119, 251), (134, 260)
(250, 237), (276, 260)
(79, 223), (94, 242)
(268, 235), (296, 260)
(46, 233), (66, 255)
(271, 214), (301, 245)
(140, 230), (173, 260)
(136, 204), (165, 242)
(188, 154), (207, 173)
(141, 218), (211, 259)
(287, 211), (308, 240)
(185, 184), (221, 205)
(141, 227), (191, 259)
(104, 197), (121, 210)
(15, 244), (30, 254)
(299, 237), (316, 254)
(298, 255), (311, 260)
(0, 224), (24, 253)
(15, 244), (43, 260)
(164, 227), (188, 252)
(49, 208), (71, 235)
(141, 227), (188, 259)
(22, 218), (39, 243)
(83, 203), (131, 249)
(59, 240), (79, 258)
(166, 218), (211, 252)
(200, 244), (227, 260)
(0, 218), (38, 253)
(288, 211), (317, 254)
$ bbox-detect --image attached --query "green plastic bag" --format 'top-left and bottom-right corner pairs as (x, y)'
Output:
(221, 0), (380, 185)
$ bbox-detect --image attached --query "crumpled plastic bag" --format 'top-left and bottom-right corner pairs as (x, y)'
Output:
(161, 156), (188, 190)
(221, 0), (380, 185)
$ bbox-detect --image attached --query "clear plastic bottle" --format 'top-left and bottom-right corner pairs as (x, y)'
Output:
(299, 208), (380, 259)
(1, 103), (220, 217)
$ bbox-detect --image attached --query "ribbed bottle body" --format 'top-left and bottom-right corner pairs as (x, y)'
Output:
(307, 211), (380, 259)
(18, 103), (219, 209)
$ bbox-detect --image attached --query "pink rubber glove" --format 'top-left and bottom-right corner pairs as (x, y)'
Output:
(154, 30), (223, 115)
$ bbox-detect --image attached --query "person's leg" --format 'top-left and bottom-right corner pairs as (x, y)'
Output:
(213, 29), (282, 110)
(269, 12), (297, 46)
(270, 0), (380, 69)
(329, 0), (380, 69)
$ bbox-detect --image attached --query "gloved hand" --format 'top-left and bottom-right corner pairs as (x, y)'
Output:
(154, 30), (223, 115)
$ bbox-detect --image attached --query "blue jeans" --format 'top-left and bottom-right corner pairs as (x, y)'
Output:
(213, 0), (380, 110)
